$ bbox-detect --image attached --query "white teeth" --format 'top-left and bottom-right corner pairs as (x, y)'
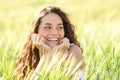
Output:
(48, 38), (58, 41)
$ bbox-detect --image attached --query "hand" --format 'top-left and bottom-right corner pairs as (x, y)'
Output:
(53, 37), (70, 52)
(31, 33), (51, 54)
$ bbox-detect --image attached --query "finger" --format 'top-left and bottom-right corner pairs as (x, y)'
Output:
(38, 37), (51, 52)
(36, 34), (40, 45)
(34, 34), (38, 45)
(61, 37), (68, 45)
(65, 38), (70, 48)
(62, 38), (70, 49)
(39, 37), (44, 45)
(31, 34), (36, 45)
(64, 37), (69, 42)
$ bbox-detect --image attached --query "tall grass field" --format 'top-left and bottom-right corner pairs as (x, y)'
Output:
(0, 0), (120, 80)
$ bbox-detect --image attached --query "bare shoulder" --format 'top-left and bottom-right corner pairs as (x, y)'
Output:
(69, 44), (83, 53)
(69, 44), (83, 60)
(68, 44), (86, 71)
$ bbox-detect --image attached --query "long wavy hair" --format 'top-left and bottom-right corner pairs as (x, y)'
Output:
(14, 6), (81, 79)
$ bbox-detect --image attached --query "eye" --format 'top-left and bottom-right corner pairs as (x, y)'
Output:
(58, 26), (64, 30)
(44, 26), (51, 29)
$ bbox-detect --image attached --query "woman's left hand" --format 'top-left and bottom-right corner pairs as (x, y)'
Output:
(53, 37), (70, 52)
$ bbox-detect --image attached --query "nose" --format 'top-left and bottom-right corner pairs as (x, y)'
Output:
(50, 29), (59, 35)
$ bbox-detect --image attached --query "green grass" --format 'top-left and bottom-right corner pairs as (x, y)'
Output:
(0, 0), (120, 80)
(29, 51), (81, 80)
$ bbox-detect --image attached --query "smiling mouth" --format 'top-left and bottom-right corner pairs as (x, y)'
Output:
(48, 38), (59, 41)
(47, 38), (60, 45)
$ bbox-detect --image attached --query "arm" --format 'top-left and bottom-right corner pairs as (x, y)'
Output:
(68, 45), (86, 72)
(68, 45), (86, 80)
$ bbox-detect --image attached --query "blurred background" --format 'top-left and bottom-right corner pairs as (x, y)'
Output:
(0, 0), (120, 80)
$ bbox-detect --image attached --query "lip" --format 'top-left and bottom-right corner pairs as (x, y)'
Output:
(46, 38), (60, 47)
(47, 38), (59, 41)
(47, 39), (59, 43)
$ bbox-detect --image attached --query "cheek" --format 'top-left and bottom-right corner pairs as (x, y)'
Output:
(62, 32), (64, 38)
(61, 30), (65, 38)
(38, 27), (46, 37)
(38, 32), (47, 37)
(38, 30), (47, 38)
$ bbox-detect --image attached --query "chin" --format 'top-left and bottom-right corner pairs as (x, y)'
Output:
(50, 44), (58, 49)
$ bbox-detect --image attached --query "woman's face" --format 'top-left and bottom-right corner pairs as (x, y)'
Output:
(38, 13), (65, 48)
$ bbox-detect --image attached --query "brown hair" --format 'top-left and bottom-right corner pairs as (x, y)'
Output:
(14, 6), (81, 79)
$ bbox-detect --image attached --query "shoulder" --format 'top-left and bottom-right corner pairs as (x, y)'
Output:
(69, 44), (83, 53)
(68, 44), (86, 71)
(68, 44), (83, 60)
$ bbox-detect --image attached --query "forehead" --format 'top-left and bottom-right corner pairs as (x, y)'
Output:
(41, 13), (63, 24)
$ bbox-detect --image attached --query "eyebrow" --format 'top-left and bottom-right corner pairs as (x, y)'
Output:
(44, 23), (63, 25)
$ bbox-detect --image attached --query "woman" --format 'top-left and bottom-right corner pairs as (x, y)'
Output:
(14, 6), (85, 80)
